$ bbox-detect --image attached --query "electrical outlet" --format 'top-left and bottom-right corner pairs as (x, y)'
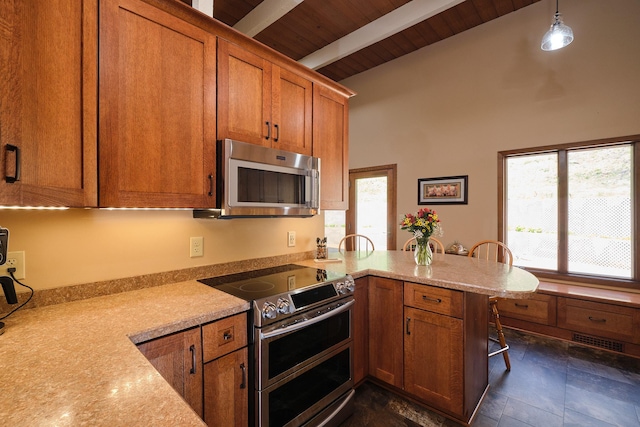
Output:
(287, 231), (296, 247)
(1, 251), (25, 280)
(190, 236), (204, 258)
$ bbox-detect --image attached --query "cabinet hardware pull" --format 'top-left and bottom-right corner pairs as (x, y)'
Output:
(274, 124), (279, 142)
(588, 316), (606, 323)
(515, 303), (529, 309)
(223, 331), (233, 341)
(207, 174), (214, 196)
(189, 344), (196, 374)
(422, 295), (442, 304)
(406, 317), (411, 335)
(240, 363), (246, 389)
(5, 144), (21, 183)
(265, 121), (271, 140)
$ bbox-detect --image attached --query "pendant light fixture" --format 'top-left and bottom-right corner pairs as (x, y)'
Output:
(541, 0), (574, 51)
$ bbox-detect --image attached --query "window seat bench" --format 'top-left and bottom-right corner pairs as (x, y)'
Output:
(498, 280), (640, 358)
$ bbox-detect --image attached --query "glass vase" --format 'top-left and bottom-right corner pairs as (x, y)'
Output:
(414, 240), (433, 266)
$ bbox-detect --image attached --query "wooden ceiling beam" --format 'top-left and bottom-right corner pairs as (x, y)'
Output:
(298, 0), (465, 70)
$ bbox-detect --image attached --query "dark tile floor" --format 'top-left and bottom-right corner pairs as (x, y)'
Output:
(341, 329), (640, 427)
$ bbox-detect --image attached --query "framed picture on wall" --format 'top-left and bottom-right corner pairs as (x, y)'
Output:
(418, 175), (468, 205)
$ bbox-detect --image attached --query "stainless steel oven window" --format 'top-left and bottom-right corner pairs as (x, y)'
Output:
(256, 299), (353, 389)
(257, 344), (353, 427)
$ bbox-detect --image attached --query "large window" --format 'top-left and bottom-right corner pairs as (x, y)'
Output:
(500, 137), (639, 289)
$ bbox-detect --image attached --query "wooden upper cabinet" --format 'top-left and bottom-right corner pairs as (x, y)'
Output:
(217, 39), (312, 155)
(0, 0), (97, 207)
(313, 85), (349, 210)
(99, 0), (216, 208)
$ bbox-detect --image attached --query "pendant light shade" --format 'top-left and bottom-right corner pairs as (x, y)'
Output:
(541, 1), (574, 51)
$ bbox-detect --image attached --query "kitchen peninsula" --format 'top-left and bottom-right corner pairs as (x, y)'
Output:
(0, 251), (537, 426)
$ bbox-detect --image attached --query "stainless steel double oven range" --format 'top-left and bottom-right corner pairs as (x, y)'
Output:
(199, 264), (355, 427)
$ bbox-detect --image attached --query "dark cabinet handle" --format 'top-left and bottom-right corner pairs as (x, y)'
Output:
(588, 316), (606, 323)
(240, 363), (246, 389)
(406, 317), (411, 335)
(189, 344), (196, 374)
(223, 331), (233, 341)
(515, 303), (529, 309)
(207, 174), (213, 196)
(265, 121), (271, 140)
(5, 144), (21, 183)
(422, 295), (442, 304)
(274, 124), (279, 142)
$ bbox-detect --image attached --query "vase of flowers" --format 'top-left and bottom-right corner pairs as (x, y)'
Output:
(400, 208), (440, 266)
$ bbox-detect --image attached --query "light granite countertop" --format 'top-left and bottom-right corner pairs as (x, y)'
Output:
(0, 281), (249, 427)
(0, 251), (537, 426)
(297, 250), (539, 298)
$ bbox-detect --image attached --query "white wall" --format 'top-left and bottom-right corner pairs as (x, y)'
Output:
(341, 0), (640, 250)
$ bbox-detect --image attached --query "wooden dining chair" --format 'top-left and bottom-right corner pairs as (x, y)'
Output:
(338, 234), (375, 253)
(468, 240), (513, 371)
(402, 236), (445, 254)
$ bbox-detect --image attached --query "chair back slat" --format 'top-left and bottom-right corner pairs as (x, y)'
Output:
(468, 240), (513, 266)
(339, 234), (375, 252)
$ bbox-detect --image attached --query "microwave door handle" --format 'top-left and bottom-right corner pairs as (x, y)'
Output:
(260, 299), (354, 340)
(309, 169), (320, 208)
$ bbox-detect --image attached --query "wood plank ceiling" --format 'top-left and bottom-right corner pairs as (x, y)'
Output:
(183, 0), (541, 81)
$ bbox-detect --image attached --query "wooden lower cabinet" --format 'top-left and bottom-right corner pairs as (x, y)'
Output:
(497, 293), (556, 326)
(203, 347), (249, 427)
(137, 327), (203, 418)
(499, 289), (640, 358)
(202, 313), (249, 426)
(353, 277), (369, 385)
(404, 306), (463, 415)
(364, 277), (488, 423)
(368, 276), (403, 388)
(404, 283), (488, 421)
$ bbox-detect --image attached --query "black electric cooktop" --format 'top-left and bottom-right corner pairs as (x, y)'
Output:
(198, 264), (343, 301)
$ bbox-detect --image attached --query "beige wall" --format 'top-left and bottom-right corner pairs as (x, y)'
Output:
(341, 0), (640, 251)
(0, 209), (323, 290)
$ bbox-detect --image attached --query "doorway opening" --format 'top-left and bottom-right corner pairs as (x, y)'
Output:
(324, 164), (397, 250)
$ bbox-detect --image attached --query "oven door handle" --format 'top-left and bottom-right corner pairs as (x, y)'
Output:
(260, 299), (354, 340)
(317, 389), (356, 427)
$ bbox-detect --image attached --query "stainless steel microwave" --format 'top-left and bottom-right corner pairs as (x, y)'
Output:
(193, 139), (320, 218)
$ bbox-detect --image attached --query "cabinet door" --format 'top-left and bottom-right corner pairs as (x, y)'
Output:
(138, 327), (203, 418)
(99, 0), (216, 208)
(353, 277), (369, 385)
(404, 306), (463, 416)
(217, 39), (272, 147)
(203, 347), (248, 427)
(0, 0), (97, 207)
(368, 277), (403, 388)
(271, 67), (312, 155)
(312, 85), (349, 210)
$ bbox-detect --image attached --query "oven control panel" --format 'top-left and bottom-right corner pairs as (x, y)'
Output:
(256, 274), (354, 326)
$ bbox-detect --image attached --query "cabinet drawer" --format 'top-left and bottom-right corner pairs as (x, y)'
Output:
(203, 313), (248, 362)
(558, 298), (640, 344)
(498, 294), (556, 326)
(404, 282), (463, 318)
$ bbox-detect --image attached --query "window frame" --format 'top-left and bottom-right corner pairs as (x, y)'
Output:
(498, 134), (640, 290)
